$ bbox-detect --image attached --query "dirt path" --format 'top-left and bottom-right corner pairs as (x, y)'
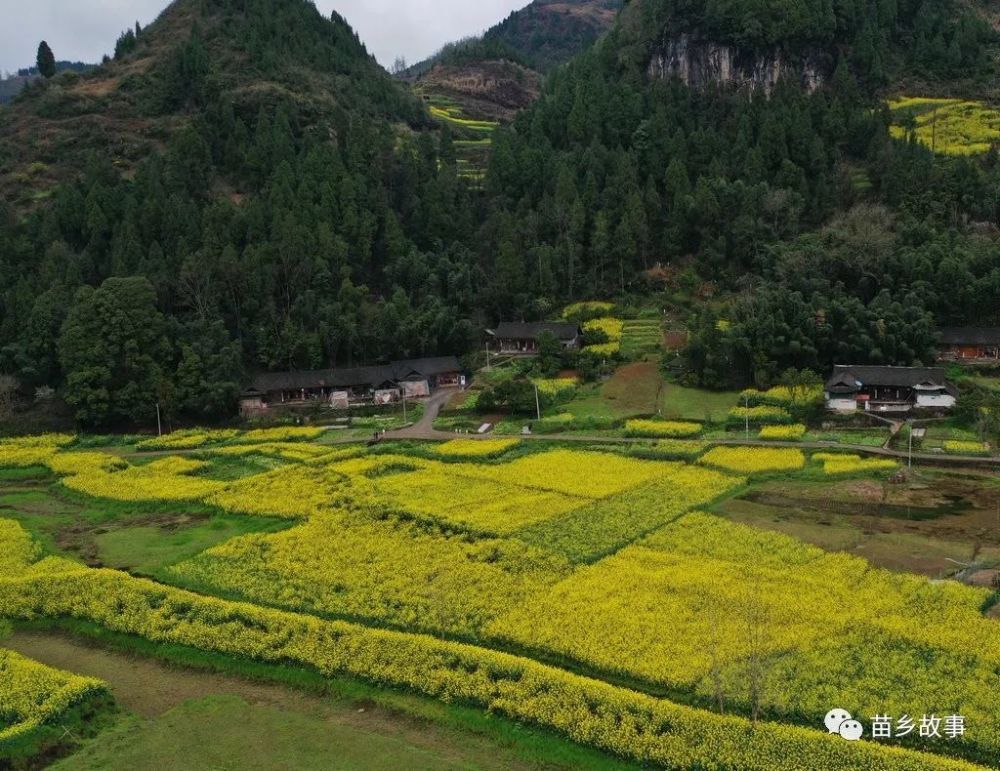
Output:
(385, 388), (461, 441)
(5, 630), (534, 770)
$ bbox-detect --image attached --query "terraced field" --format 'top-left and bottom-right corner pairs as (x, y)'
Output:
(620, 318), (663, 358)
(421, 92), (498, 182)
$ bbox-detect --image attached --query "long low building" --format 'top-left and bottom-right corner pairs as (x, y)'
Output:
(938, 328), (1000, 362)
(240, 357), (462, 415)
(487, 322), (583, 354)
(825, 365), (958, 414)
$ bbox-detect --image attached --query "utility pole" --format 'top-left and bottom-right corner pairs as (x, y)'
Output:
(908, 419), (914, 469)
(402, 390), (407, 425)
(744, 395), (751, 441)
(534, 384), (542, 421)
(485, 343), (492, 371)
(156, 402), (162, 437)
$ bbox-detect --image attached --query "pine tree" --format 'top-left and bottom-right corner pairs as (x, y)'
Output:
(36, 41), (56, 79)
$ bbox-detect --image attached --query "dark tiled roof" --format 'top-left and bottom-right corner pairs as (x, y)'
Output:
(252, 366), (392, 393)
(391, 357), (461, 379)
(490, 322), (581, 341)
(939, 327), (1000, 346)
(827, 365), (956, 394)
(249, 357), (461, 394)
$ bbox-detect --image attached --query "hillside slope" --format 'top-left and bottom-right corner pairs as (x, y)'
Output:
(0, 0), (477, 427)
(0, 0), (423, 207)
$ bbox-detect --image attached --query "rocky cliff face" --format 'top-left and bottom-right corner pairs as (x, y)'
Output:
(648, 34), (829, 96)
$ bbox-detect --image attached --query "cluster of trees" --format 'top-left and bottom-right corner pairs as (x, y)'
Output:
(114, 23), (144, 60)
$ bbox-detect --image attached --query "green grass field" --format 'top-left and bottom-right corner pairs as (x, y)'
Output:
(93, 516), (290, 577)
(58, 695), (503, 771)
(660, 383), (741, 422)
(12, 627), (633, 771)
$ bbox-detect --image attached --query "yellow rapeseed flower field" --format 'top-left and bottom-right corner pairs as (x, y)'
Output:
(169, 510), (570, 636)
(449, 449), (670, 499)
(2, 438), (998, 768)
(759, 424), (807, 440)
(489, 511), (1000, 756)
(431, 438), (520, 457)
(0, 648), (108, 745)
(943, 440), (991, 456)
(698, 446), (805, 475)
(0, 524), (985, 771)
(136, 429), (240, 451)
(625, 420), (702, 438)
(0, 433), (75, 468)
(60, 456), (225, 502)
(813, 453), (899, 475)
(240, 426), (326, 443)
(889, 96), (1000, 155)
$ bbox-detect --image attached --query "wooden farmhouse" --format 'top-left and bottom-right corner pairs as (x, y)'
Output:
(487, 322), (583, 355)
(240, 357), (461, 416)
(825, 365), (957, 414)
(938, 328), (1000, 362)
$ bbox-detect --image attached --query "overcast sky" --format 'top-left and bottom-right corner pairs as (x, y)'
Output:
(0, 0), (531, 75)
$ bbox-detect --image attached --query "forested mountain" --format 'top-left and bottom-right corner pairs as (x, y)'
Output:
(479, 0), (1000, 387)
(0, 0), (477, 426)
(3, 0), (1000, 428)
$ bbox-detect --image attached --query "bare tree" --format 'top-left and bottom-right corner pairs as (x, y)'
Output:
(706, 603), (728, 714)
(744, 594), (774, 725)
(391, 56), (408, 75)
(0, 375), (19, 423)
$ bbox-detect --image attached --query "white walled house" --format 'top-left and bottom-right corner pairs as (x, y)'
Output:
(825, 366), (958, 414)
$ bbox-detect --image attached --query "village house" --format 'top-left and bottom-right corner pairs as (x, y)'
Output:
(240, 357), (462, 416)
(938, 328), (1000, 362)
(487, 322), (583, 355)
(825, 365), (958, 414)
